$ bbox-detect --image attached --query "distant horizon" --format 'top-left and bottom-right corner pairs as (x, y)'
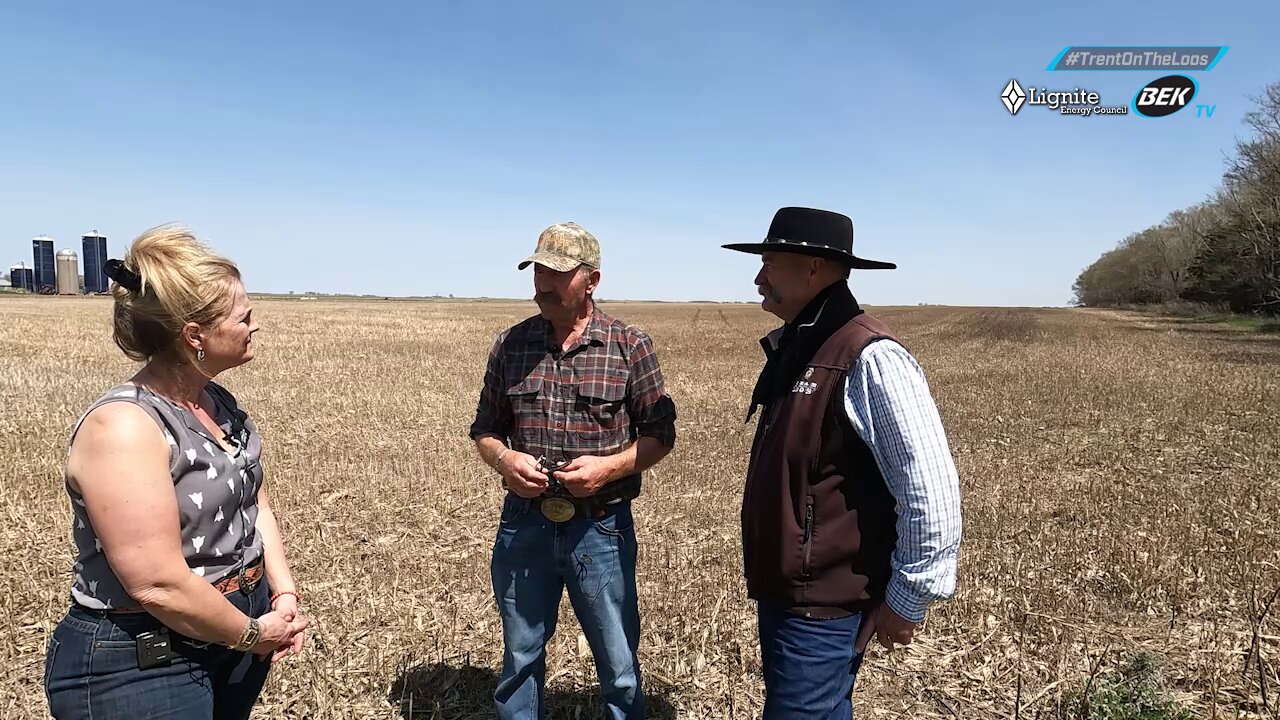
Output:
(0, 287), (1070, 310)
(2, 243), (1076, 307)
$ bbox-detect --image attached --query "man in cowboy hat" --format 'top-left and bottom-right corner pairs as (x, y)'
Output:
(723, 207), (962, 718)
(469, 221), (677, 719)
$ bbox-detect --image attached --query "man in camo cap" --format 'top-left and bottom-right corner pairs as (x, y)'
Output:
(470, 222), (678, 719)
(516, 221), (602, 272)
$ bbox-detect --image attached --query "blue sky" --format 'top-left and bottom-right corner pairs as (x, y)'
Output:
(2, 1), (1277, 305)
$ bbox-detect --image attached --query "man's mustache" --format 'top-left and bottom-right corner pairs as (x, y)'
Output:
(758, 284), (780, 302)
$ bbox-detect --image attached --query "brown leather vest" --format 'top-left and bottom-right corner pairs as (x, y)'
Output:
(741, 313), (903, 618)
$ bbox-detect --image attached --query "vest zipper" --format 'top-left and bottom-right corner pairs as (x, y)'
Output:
(801, 499), (814, 579)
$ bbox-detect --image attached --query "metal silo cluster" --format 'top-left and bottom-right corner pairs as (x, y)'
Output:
(6, 232), (110, 295)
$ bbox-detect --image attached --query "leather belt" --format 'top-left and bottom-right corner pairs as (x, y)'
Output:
(533, 493), (623, 522)
(213, 558), (265, 595)
(88, 558), (265, 614)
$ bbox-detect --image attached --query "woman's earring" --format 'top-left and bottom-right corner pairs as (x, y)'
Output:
(197, 349), (206, 363)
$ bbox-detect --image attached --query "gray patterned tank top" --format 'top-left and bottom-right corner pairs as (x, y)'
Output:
(65, 382), (265, 610)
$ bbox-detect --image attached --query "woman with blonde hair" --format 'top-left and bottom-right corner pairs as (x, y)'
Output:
(44, 226), (308, 719)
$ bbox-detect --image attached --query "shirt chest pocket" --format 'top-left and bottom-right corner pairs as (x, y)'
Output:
(575, 369), (628, 429)
(505, 375), (545, 418)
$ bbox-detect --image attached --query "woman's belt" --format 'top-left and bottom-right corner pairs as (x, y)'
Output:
(78, 557), (265, 615)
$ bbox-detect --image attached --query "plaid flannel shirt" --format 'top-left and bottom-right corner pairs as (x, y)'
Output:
(469, 307), (676, 463)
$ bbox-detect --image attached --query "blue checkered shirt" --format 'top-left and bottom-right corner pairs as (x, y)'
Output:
(843, 339), (962, 623)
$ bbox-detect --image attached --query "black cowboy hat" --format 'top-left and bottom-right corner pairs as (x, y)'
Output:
(722, 206), (896, 270)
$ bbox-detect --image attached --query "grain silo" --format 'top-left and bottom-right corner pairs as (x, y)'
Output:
(9, 263), (35, 291)
(82, 232), (108, 293)
(32, 235), (56, 292)
(56, 249), (80, 295)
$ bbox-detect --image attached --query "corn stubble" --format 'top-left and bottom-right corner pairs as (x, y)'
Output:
(1, 297), (1276, 719)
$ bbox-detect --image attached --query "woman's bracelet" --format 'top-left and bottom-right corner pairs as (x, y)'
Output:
(496, 447), (511, 467)
(271, 590), (301, 606)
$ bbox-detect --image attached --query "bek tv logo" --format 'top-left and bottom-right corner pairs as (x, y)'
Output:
(1133, 75), (1197, 117)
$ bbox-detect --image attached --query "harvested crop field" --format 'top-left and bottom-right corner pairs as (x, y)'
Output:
(2, 296), (1277, 718)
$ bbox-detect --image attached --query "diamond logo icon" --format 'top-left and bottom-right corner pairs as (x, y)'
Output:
(1001, 79), (1026, 115)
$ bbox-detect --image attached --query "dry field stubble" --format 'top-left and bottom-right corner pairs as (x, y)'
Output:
(2, 296), (1278, 719)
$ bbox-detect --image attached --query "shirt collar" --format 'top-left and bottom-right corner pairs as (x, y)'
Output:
(540, 304), (606, 353)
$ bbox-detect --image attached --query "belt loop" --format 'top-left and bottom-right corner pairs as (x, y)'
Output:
(92, 610), (117, 644)
(86, 612), (107, 644)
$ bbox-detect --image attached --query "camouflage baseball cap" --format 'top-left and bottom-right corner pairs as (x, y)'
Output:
(518, 222), (601, 272)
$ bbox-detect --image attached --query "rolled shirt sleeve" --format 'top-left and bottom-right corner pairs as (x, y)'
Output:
(469, 333), (514, 442)
(625, 330), (677, 448)
(843, 339), (962, 622)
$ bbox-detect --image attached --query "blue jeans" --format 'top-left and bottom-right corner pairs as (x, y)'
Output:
(44, 579), (273, 720)
(490, 494), (643, 720)
(758, 602), (866, 720)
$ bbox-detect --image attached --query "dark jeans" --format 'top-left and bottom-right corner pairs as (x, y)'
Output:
(44, 580), (273, 720)
(758, 601), (866, 720)
(491, 494), (643, 720)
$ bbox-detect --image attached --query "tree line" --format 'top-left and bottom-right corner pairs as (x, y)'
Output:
(1072, 80), (1280, 315)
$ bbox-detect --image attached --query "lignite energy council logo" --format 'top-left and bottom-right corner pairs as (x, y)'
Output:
(1000, 79), (1128, 117)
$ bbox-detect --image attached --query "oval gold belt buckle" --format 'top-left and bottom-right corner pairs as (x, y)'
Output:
(540, 497), (576, 523)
